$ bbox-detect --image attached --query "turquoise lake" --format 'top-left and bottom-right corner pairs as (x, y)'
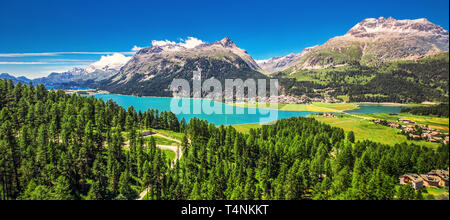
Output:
(344, 104), (404, 114)
(91, 94), (404, 125)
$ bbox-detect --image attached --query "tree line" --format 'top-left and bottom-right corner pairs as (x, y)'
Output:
(401, 103), (449, 118)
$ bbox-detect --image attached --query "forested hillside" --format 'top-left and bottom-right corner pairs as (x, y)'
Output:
(0, 80), (448, 200)
(165, 118), (448, 200)
(277, 52), (449, 103)
(0, 79), (179, 200)
(401, 103), (450, 118)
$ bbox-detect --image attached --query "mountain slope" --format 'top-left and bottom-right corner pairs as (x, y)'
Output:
(291, 17), (449, 71)
(102, 37), (267, 97)
(0, 73), (32, 84)
(277, 52), (449, 103)
(257, 46), (317, 74)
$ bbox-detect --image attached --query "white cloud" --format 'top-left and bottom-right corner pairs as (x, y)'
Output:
(0, 51), (136, 57)
(86, 53), (131, 73)
(255, 59), (269, 65)
(150, 37), (205, 50)
(0, 60), (95, 65)
(62, 52), (136, 55)
(43, 59), (97, 62)
(180, 37), (205, 49)
(0, 62), (49, 64)
(152, 40), (177, 47)
(0, 53), (59, 57)
(132, 45), (143, 52)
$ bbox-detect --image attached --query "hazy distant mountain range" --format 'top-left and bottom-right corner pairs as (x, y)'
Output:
(1, 53), (130, 89)
(1, 17), (448, 99)
(0, 73), (32, 84)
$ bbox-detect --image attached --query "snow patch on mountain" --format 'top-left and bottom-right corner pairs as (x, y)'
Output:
(346, 17), (449, 41)
(86, 53), (131, 73)
(149, 37), (206, 52)
(257, 46), (318, 74)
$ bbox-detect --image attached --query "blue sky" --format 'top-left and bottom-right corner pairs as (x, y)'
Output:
(0, 0), (449, 78)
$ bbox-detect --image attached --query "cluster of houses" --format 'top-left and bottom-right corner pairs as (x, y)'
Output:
(233, 91), (343, 105)
(309, 97), (340, 103)
(319, 112), (336, 118)
(374, 118), (449, 144)
(237, 95), (306, 105)
(400, 170), (449, 190)
(254, 95), (310, 104)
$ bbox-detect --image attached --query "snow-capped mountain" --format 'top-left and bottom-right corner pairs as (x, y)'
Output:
(346, 17), (448, 42)
(257, 46), (318, 74)
(34, 53), (131, 87)
(291, 17), (449, 70)
(102, 37), (267, 96)
(85, 53), (131, 74)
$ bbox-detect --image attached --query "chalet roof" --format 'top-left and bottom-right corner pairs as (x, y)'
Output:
(401, 174), (423, 183)
(419, 174), (440, 183)
(428, 170), (449, 181)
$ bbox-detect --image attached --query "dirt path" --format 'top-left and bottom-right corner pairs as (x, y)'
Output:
(149, 133), (181, 144)
(134, 131), (184, 200)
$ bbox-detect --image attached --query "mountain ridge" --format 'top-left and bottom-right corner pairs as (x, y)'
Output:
(260, 17), (449, 74)
(102, 37), (267, 97)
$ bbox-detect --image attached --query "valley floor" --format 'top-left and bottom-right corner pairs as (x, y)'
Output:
(232, 113), (449, 148)
(312, 113), (448, 148)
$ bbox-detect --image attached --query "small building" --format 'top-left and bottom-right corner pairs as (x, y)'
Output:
(420, 174), (440, 188)
(418, 125), (428, 129)
(398, 119), (416, 124)
(431, 131), (442, 136)
(409, 134), (421, 139)
(388, 122), (401, 129)
(428, 170), (449, 187)
(404, 125), (416, 133)
(400, 174), (424, 190)
(433, 137), (444, 142)
(323, 112), (335, 118)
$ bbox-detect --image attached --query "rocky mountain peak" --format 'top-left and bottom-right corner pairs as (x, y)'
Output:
(216, 37), (237, 48)
(346, 17), (448, 38)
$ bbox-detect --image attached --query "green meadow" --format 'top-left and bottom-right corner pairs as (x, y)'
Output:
(357, 113), (449, 132)
(312, 114), (443, 148)
(423, 187), (449, 200)
(231, 123), (263, 133)
(144, 135), (179, 146)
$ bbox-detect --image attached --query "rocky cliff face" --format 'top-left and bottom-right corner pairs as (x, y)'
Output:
(291, 17), (449, 70)
(103, 37), (267, 97)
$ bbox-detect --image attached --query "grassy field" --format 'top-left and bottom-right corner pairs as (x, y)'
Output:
(231, 123), (263, 133)
(144, 135), (178, 146)
(163, 150), (176, 163)
(423, 187), (449, 200)
(150, 129), (184, 141)
(357, 113), (449, 132)
(233, 102), (358, 113)
(312, 114), (441, 148)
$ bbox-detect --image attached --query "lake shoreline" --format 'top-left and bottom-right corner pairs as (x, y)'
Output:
(72, 90), (431, 107)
